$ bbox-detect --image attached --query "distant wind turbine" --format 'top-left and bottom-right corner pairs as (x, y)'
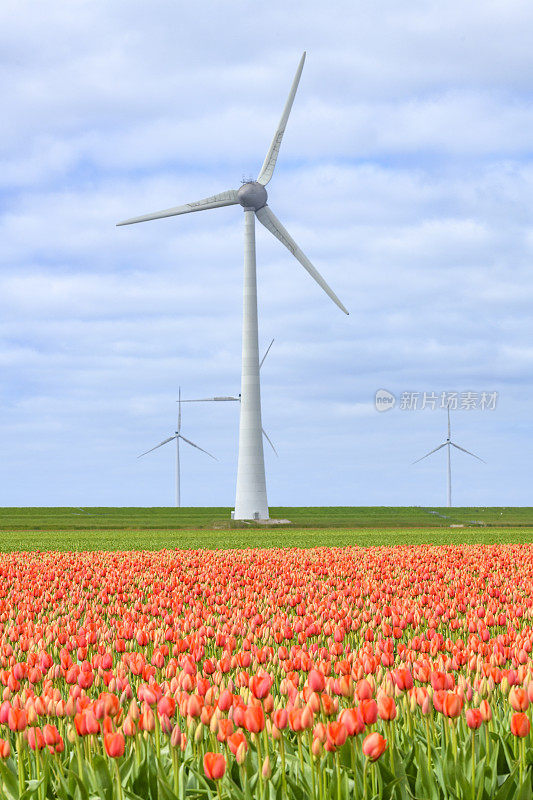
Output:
(182, 339), (278, 456)
(138, 388), (217, 507)
(413, 406), (485, 507)
(117, 52), (348, 520)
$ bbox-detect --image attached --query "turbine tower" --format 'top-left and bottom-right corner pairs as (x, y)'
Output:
(182, 339), (278, 456)
(138, 388), (217, 507)
(117, 53), (348, 519)
(413, 406), (485, 507)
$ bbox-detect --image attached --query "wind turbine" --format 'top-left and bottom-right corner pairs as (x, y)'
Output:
(138, 388), (217, 507)
(182, 338), (278, 456)
(117, 52), (348, 520)
(413, 406), (485, 507)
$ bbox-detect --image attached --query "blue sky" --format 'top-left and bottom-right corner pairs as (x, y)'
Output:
(1, 0), (532, 508)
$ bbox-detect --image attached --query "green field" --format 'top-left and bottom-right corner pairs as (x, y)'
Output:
(0, 506), (531, 551)
(1, 505), (532, 531)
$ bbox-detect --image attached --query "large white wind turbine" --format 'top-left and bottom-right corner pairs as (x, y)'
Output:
(138, 388), (217, 507)
(118, 52), (348, 520)
(182, 339), (278, 457)
(413, 406), (485, 507)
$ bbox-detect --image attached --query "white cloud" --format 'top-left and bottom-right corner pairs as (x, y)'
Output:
(1, 0), (532, 506)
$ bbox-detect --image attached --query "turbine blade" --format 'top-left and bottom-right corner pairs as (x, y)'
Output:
(447, 405), (451, 439)
(262, 427), (278, 457)
(138, 435), (176, 458)
(178, 434), (218, 460)
(450, 442), (486, 463)
(180, 396), (240, 402)
(256, 205), (349, 314)
(412, 442), (447, 464)
(259, 338), (275, 370)
(117, 189), (238, 226)
(178, 386), (182, 432)
(257, 52), (306, 186)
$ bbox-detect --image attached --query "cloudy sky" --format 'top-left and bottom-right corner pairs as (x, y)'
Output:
(1, 0), (532, 508)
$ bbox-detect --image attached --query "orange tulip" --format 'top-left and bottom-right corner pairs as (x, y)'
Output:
(511, 712), (530, 738)
(326, 721), (347, 749)
(244, 705), (265, 734)
(377, 696), (397, 721)
(509, 687), (529, 712)
(203, 752), (226, 780)
(362, 732), (387, 761)
(466, 709), (482, 730)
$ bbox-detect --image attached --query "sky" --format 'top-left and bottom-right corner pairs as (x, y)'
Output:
(1, 0), (532, 509)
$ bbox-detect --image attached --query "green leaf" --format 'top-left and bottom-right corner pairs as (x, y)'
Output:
(65, 769), (90, 800)
(156, 776), (179, 800)
(491, 767), (519, 800)
(124, 788), (150, 800)
(0, 760), (19, 800)
(20, 778), (46, 800)
(91, 756), (113, 800)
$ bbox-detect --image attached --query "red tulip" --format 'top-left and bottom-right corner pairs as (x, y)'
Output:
(362, 732), (387, 761)
(203, 752), (226, 780)
(360, 699), (378, 725)
(338, 707), (365, 736)
(8, 708), (27, 732)
(511, 713), (530, 738)
(442, 693), (463, 719)
(377, 696), (397, 721)
(244, 705), (265, 734)
(104, 732), (125, 758)
(308, 669), (326, 693)
(272, 708), (288, 730)
(509, 687), (529, 712)
(217, 718), (234, 743)
(326, 721), (347, 749)
(466, 709), (482, 730)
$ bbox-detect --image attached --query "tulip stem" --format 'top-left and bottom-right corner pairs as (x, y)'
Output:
(450, 723), (459, 796)
(279, 736), (287, 799)
(388, 722), (395, 775)
(471, 732), (475, 800)
(350, 740), (358, 800)
(519, 737), (525, 785)
(35, 746), (42, 800)
(114, 757), (124, 800)
(317, 754), (324, 800)
(425, 717), (431, 775)
(307, 731), (317, 800)
(172, 748), (179, 797)
(363, 758), (369, 800)
(16, 733), (24, 796)
(154, 715), (161, 760)
(254, 733), (264, 800)
(75, 735), (83, 778)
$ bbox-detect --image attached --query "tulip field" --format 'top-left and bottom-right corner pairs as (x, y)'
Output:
(2, 543), (533, 799)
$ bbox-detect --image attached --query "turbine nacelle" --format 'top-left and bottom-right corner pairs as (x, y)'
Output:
(237, 181), (268, 210)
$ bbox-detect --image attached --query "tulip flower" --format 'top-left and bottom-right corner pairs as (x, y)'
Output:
(377, 695), (397, 721)
(104, 732), (125, 758)
(511, 713), (530, 738)
(362, 732), (387, 761)
(326, 721), (348, 749)
(244, 705), (265, 734)
(203, 752), (226, 780)
(466, 709), (482, 730)
(509, 686), (529, 712)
